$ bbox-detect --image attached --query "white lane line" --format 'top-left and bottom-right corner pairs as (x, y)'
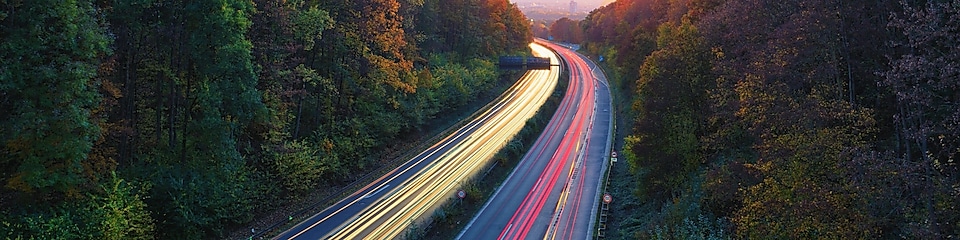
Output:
(361, 185), (389, 199)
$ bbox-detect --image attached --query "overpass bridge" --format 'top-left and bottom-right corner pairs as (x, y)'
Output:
(499, 56), (557, 70)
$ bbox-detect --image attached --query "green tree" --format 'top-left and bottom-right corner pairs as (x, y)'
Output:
(628, 21), (711, 199)
(91, 172), (154, 240)
(500, 1), (533, 51)
(422, 0), (529, 57)
(0, 0), (110, 194)
(149, 1), (265, 237)
(0, 205), (93, 239)
(292, 4), (334, 52)
(0, 0), (537, 237)
(269, 140), (341, 195)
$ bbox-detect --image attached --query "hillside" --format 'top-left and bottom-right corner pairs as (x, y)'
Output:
(0, 0), (531, 238)
(580, 0), (959, 238)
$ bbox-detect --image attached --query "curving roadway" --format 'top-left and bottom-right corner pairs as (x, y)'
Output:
(457, 39), (612, 240)
(274, 43), (561, 240)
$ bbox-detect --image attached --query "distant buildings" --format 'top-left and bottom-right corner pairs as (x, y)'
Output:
(569, 1), (577, 13)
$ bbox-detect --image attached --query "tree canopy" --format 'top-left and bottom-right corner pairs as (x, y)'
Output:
(582, 0), (959, 238)
(0, 0), (533, 238)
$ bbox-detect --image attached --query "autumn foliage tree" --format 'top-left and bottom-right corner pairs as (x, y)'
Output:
(583, 0), (959, 238)
(549, 17), (584, 43)
(626, 20), (710, 199)
(876, 0), (960, 236)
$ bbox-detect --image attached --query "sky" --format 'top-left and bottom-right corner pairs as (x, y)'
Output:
(512, 0), (617, 12)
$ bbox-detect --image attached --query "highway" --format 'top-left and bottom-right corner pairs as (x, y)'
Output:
(458, 39), (612, 240)
(274, 43), (560, 239)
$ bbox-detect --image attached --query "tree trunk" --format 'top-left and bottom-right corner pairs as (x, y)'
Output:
(122, 33), (137, 165)
(918, 127), (939, 236)
(295, 92), (303, 139)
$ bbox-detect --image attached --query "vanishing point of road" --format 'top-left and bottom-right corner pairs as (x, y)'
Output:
(274, 43), (561, 239)
(458, 39), (613, 240)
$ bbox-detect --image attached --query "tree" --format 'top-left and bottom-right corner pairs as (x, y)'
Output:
(882, 0), (960, 236)
(500, 1), (533, 52)
(531, 21), (551, 39)
(1, 0), (110, 194)
(422, 0), (529, 57)
(628, 21), (711, 199)
(357, 0), (416, 94)
(148, 1), (264, 237)
(91, 172), (154, 240)
(2, 0), (537, 237)
(584, 0), (959, 238)
(549, 17), (584, 43)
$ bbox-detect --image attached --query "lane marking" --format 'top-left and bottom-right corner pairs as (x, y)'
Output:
(361, 185), (389, 199)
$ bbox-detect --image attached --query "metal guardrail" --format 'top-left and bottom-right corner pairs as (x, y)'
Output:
(576, 46), (616, 240)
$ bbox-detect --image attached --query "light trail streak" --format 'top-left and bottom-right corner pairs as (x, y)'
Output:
(494, 40), (599, 240)
(277, 43), (560, 239)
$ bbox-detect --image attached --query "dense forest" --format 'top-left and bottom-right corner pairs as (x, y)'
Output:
(0, 0), (531, 238)
(577, 0), (959, 238)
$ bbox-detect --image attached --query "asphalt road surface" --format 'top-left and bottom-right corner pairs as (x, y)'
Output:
(458, 39), (612, 240)
(274, 43), (561, 240)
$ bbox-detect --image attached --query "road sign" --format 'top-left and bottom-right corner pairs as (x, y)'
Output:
(457, 189), (466, 199)
(611, 151), (618, 163)
(603, 193), (612, 204)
